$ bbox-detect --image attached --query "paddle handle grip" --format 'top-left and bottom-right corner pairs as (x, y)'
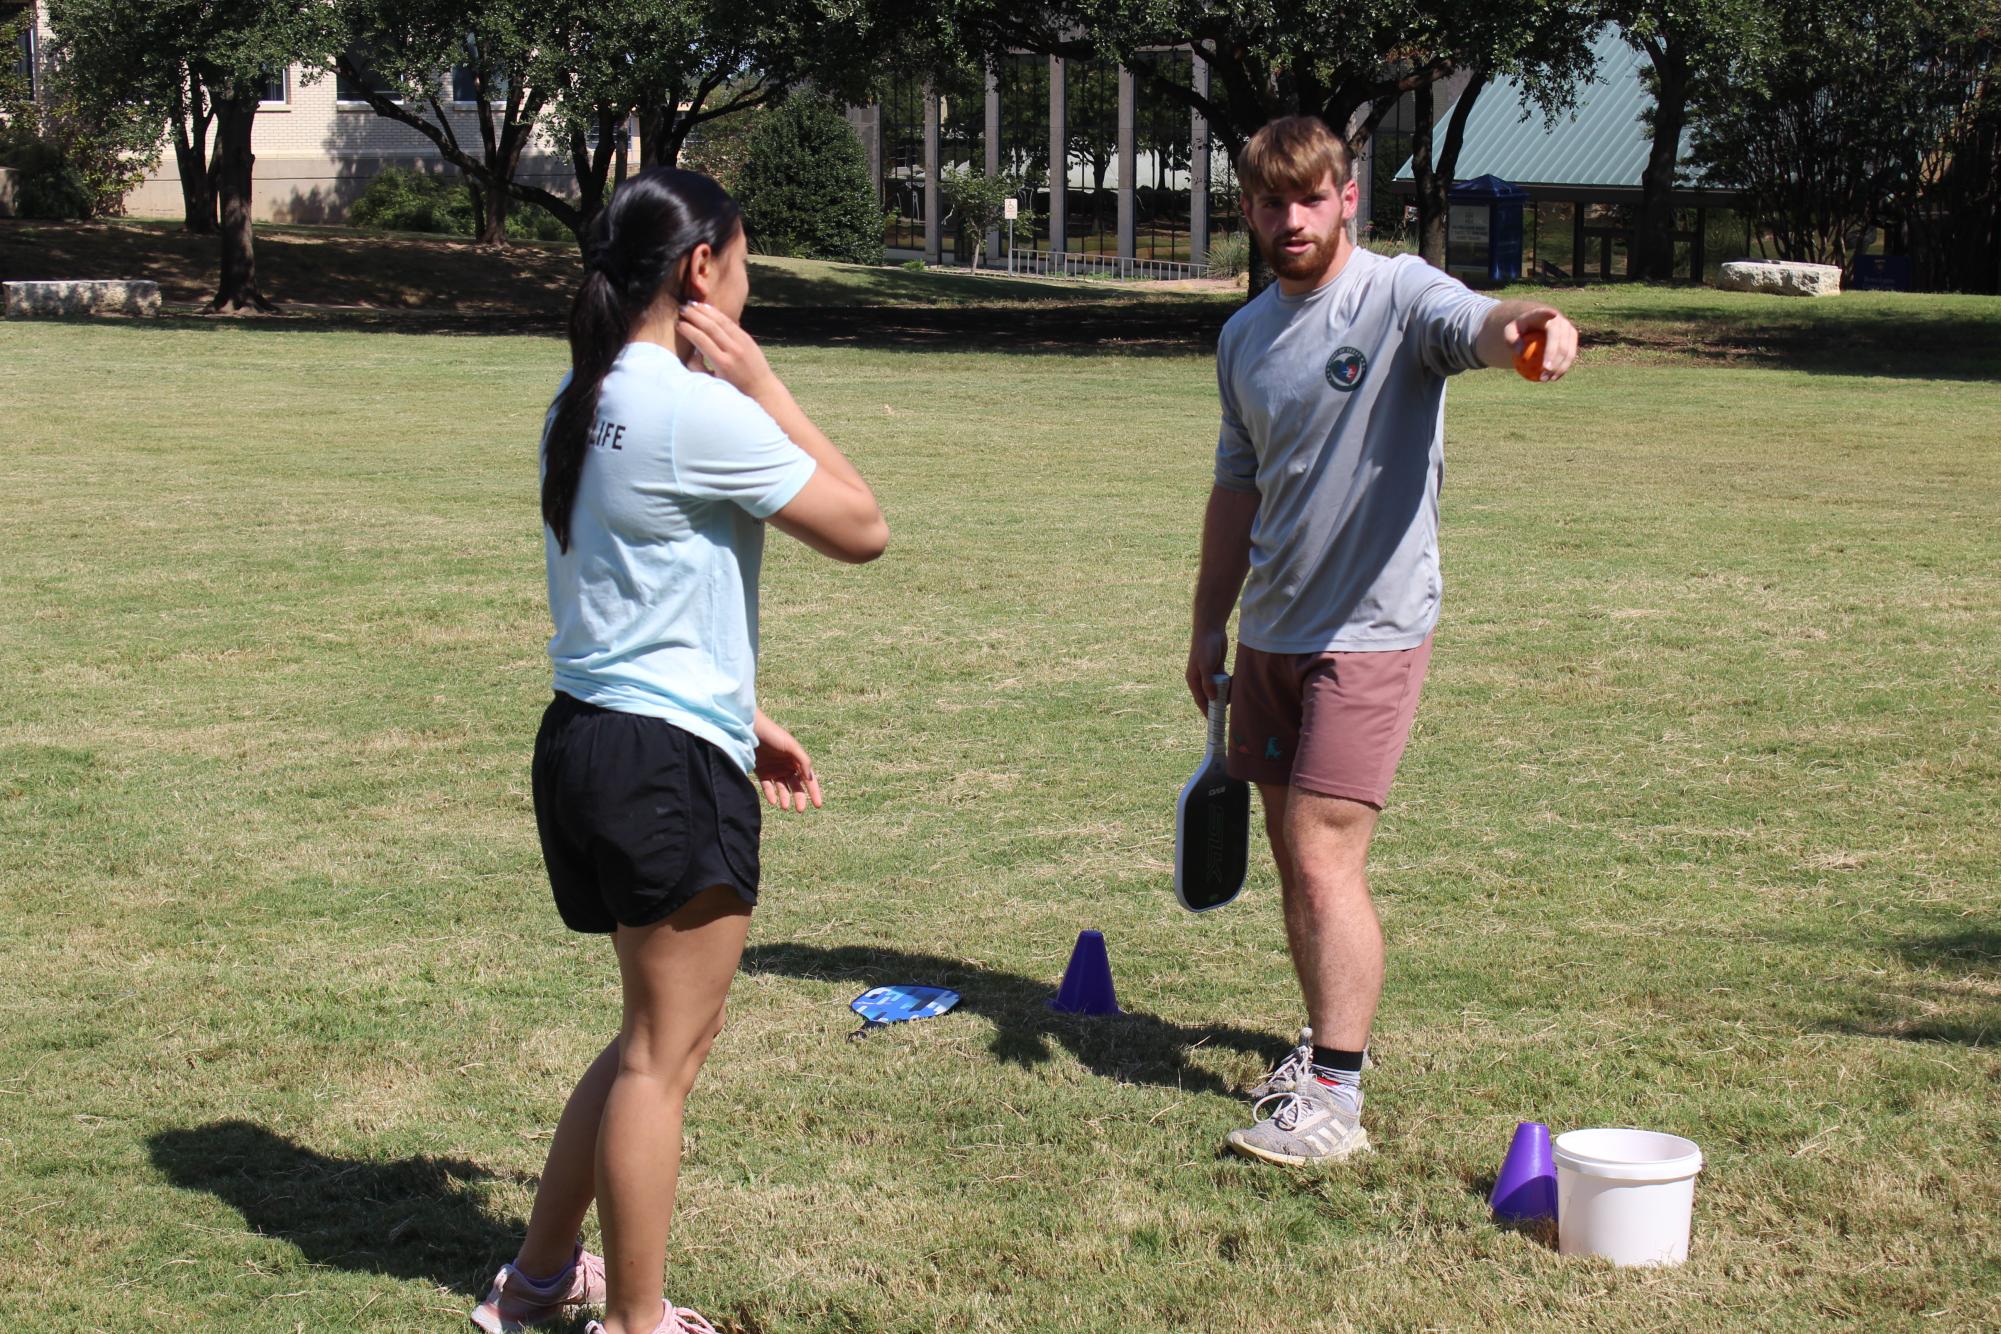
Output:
(1207, 673), (1230, 755)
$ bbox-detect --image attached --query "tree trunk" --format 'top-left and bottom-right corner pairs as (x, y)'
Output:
(169, 77), (217, 234)
(566, 109), (624, 240)
(1421, 68), (1490, 268)
(475, 178), (509, 246)
(1637, 43), (1690, 281)
(210, 95), (273, 313)
(469, 85), (529, 249)
(1437, 72), (1487, 199)
(330, 56), (577, 239)
(638, 105), (681, 169)
(1413, 81), (1444, 267)
(172, 131), (217, 234)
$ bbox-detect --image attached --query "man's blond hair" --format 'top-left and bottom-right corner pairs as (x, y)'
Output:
(1236, 116), (1353, 198)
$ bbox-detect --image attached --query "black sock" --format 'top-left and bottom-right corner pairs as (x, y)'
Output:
(1311, 1046), (1365, 1074)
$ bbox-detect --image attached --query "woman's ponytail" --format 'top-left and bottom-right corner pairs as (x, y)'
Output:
(541, 169), (743, 552)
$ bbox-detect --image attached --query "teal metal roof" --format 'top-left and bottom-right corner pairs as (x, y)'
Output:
(1395, 27), (1721, 190)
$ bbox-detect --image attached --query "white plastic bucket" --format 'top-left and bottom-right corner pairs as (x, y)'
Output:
(1553, 1128), (1704, 1267)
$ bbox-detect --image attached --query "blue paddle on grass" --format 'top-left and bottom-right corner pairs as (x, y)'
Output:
(849, 984), (961, 1041)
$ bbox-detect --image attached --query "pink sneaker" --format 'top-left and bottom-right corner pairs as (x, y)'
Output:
(585, 1301), (717, 1334)
(468, 1242), (607, 1332)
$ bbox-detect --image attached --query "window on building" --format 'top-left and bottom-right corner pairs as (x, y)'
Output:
(7, 7), (34, 99)
(451, 64), (507, 105)
(336, 46), (398, 104)
(259, 65), (289, 106)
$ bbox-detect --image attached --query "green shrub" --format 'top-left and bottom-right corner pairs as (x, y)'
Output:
(0, 38), (155, 219)
(347, 167), (571, 242)
(1205, 229), (1250, 278)
(503, 199), (572, 243)
(681, 113), (757, 197)
(0, 128), (93, 219)
(734, 94), (883, 265)
(349, 167), (466, 234)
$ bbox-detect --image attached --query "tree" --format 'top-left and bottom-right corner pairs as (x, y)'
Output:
(333, 0), (916, 243)
(1687, 0), (2000, 290)
(333, 0), (556, 246)
(1906, 5), (2000, 292)
(680, 100), (760, 195)
(1406, 3), (1599, 267)
(947, 1), (1582, 290)
(939, 165), (1019, 268)
(50, 0), (338, 310)
(36, 3), (212, 230)
(734, 91), (883, 264)
(1609, 0), (1762, 280)
(3, 16), (162, 219)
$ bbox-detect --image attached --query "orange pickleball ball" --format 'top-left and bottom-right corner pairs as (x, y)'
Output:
(1514, 332), (1546, 382)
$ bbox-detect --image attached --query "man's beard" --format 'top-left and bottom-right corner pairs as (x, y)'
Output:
(1260, 226), (1341, 280)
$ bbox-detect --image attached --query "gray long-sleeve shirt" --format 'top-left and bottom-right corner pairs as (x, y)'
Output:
(1215, 248), (1495, 653)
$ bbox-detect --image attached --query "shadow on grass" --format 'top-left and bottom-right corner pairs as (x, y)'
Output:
(1822, 925), (1998, 1048)
(41, 298), (2001, 375)
(147, 1120), (523, 1297)
(1894, 927), (2001, 975)
(29, 298), (1233, 357)
(1582, 326), (2001, 380)
(740, 941), (1284, 1096)
(743, 301), (1228, 356)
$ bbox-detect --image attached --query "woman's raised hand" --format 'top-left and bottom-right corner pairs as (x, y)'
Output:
(678, 300), (779, 401)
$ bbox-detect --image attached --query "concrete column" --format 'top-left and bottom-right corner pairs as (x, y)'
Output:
(851, 103), (884, 211)
(1049, 55), (1067, 255)
(984, 66), (1002, 268)
(1353, 139), (1372, 238)
(1117, 64), (1136, 263)
(1189, 53), (1210, 267)
(923, 82), (942, 265)
(1346, 105), (1372, 244)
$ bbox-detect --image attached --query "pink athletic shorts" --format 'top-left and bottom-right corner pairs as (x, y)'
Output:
(1225, 635), (1435, 808)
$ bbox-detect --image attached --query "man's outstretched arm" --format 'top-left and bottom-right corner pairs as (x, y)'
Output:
(1187, 484), (1260, 714)
(1473, 300), (1581, 381)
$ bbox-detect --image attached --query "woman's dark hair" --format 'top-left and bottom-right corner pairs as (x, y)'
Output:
(543, 167), (742, 551)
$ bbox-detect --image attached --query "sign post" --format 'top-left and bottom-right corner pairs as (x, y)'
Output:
(1003, 196), (1018, 274)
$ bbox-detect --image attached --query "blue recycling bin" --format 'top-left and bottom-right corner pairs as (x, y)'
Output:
(1446, 175), (1529, 286)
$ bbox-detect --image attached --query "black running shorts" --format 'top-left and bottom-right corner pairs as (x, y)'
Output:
(531, 692), (761, 933)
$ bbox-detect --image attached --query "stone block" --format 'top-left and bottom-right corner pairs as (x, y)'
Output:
(1717, 260), (1843, 297)
(3, 279), (163, 318)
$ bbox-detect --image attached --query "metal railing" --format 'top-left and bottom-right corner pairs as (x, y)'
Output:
(999, 250), (1212, 281)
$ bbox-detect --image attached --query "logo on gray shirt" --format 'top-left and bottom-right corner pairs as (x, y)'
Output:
(1325, 346), (1369, 392)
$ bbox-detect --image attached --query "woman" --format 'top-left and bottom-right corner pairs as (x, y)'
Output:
(470, 168), (887, 1334)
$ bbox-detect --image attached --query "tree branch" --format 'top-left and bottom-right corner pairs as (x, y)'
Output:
(332, 56), (576, 227)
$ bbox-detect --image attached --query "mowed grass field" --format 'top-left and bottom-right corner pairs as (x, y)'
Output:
(1, 276), (1997, 1332)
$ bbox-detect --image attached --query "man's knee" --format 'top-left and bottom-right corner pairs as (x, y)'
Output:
(1282, 790), (1378, 879)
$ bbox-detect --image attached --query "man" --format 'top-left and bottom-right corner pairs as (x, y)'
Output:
(1188, 116), (1578, 1165)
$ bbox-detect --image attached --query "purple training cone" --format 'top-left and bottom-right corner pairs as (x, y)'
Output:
(1491, 1121), (1558, 1223)
(1048, 930), (1122, 1015)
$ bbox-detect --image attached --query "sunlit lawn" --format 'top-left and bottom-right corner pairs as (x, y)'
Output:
(1, 274), (1996, 1331)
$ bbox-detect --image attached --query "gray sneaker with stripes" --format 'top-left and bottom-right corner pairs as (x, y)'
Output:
(1225, 1073), (1371, 1165)
(1245, 1027), (1315, 1099)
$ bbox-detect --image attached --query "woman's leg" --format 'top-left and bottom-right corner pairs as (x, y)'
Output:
(512, 1036), (620, 1277)
(598, 884), (752, 1334)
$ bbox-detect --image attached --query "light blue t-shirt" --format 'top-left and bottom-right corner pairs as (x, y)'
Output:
(1215, 250), (1496, 652)
(543, 341), (816, 770)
